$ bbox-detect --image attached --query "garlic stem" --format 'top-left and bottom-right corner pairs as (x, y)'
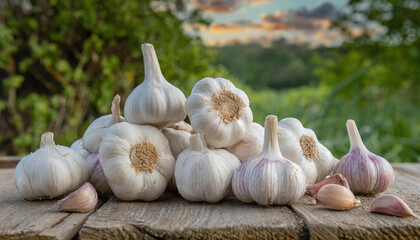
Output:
(262, 115), (282, 155)
(111, 94), (121, 124)
(190, 133), (207, 152)
(40, 132), (56, 148)
(141, 43), (164, 83)
(346, 120), (367, 151)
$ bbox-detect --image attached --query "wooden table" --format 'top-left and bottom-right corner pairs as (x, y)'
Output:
(0, 160), (419, 240)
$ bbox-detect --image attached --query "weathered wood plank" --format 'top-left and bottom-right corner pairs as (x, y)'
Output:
(0, 156), (20, 168)
(0, 169), (100, 240)
(79, 194), (307, 240)
(290, 164), (420, 240)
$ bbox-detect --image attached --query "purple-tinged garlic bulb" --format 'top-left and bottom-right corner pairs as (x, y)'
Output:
(307, 173), (349, 198)
(232, 115), (307, 206)
(86, 150), (112, 196)
(370, 194), (419, 218)
(333, 120), (394, 195)
(58, 182), (98, 213)
(315, 184), (361, 210)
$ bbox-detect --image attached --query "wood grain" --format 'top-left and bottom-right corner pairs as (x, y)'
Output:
(0, 168), (99, 240)
(290, 164), (420, 240)
(79, 194), (306, 240)
(0, 156), (20, 168)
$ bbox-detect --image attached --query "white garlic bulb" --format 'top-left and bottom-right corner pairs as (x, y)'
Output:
(162, 128), (191, 191)
(168, 121), (194, 134)
(175, 133), (241, 203)
(227, 122), (264, 162)
(232, 115), (307, 206)
(86, 150), (112, 196)
(70, 139), (90, 159)
(82, 95), (124, 153)
(124, 43), (186, 128)
(14, 132), (89, 200)
(277, 118), (335, 184)
(99, 122), (175, 201)
(186, 77), (253, 148)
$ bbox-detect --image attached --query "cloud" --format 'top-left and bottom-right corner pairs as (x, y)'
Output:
(294, 2), (338, 20)
(191, 0), (271, 13)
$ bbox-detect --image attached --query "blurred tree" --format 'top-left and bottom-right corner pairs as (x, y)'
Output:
(0, 0), (225, 155)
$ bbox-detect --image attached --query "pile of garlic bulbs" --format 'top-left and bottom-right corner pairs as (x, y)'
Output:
(15, 43), (413, 218)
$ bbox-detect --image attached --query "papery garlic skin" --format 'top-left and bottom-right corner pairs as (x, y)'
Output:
(227, 122), (264, 162)
(100, 122), (175, 201)
(58, 182), (98, 213)
(124, 43), (186, 128)
(186, 77), (253, 148)
(169, 121), (194, 134)
(14, 132), (89, 200)
(175, 133), (241, 203)
(86, 150), (112, 196)
(70, 139), (90, 159)
(370, 194), (419, 218)
(315, 184), (361, 210)
(82, 95), (124, 153)
(162, 128), (191, 191)
(333, 120), (395, 195)
(277, 118), (335, 184)
(307, 173), (349, 198)
(232, 115), (307, 206)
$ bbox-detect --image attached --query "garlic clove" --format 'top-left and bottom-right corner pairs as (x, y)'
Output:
(315, 184), (361, 210)
(307, 173), (349, 198)
(82, 95), (124, 153)
(169, 121), (194, 134)
(333, 120), (395, 195)
(124, 43), (186, 128)
(86, 150), (112, 196)
(227, 122), (264, 162)
(370, 194), (419, 218)
(58, 182), (98, 213)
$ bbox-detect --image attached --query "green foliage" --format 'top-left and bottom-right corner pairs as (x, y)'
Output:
(0, 0), (224, 155)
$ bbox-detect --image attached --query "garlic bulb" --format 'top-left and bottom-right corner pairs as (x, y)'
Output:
(162, 128), (191, 191)
(315, 184), (361, 210)
(70, 139), (90, 159)
(277, 118), (335, 184)
(58, 183), (98, 213)
(100, 122), (175, 201)
(186, 77), (253, 148)
(333, 120), (395, 195)
(86, 150), (112, 196)
(14, 132), (89, 200)
(82, 95), (124, 153)
(227, 122), (264, 162)
(307, 173), (349, 198)
(232, 115), (307, 206)
(174, 133), (241, 203)
(370, 194), (419, 218)
(169, 121), (194, 134)
(124, 43), (186, 128)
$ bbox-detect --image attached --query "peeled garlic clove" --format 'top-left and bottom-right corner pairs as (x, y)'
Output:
(169, 121), (194, 134)
(70, 139), (90, 159)
(124, 43), (186, 128)
(58, 183), (98, 213)
(86, 150), (112, 196)
(232, 115), (307, 206)
(227, 122), (264, 162)
(277, 118), (336, 185)
(14, 132), (89, 200)
(370, 194), (419, 218)
(82, 95), (124, 153)
(162, 128), (191, 191)
(175, 133), (241, 203)
(315, 184), (361, 210)
(307, 173), (349, 198)
(333, 120), (395, 195)
(186, 77), (253, 148)
(100, 122), (175, 201)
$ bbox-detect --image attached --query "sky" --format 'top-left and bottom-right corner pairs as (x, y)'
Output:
(184, 0), (350, 47)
